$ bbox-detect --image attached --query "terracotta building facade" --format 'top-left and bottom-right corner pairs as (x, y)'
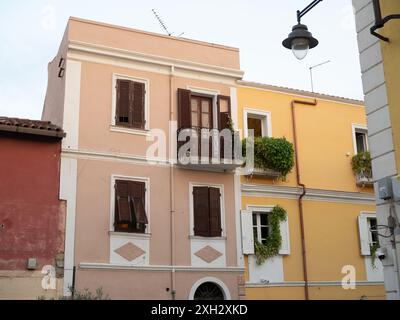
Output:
(0, 118), (65, 299)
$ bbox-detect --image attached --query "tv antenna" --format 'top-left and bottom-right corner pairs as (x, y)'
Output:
(309, 60), (331, 93)
(152, 9), (184, 37)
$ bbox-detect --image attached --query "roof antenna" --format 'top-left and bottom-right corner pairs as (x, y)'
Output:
(309, 60), (331, 93)
(152, 9), (184, 37)
(152, 9), (172, 36)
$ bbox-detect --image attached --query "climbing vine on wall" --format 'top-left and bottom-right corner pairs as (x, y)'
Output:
(254, 205), (287, 265)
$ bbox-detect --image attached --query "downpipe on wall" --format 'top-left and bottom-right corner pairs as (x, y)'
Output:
(291, 99), (318, 300)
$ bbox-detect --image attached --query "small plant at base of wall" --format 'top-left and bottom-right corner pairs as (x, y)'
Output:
(254, 205), (287, 265)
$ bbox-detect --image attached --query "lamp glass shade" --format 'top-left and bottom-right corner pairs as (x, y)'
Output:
(291, 37), (309, 60)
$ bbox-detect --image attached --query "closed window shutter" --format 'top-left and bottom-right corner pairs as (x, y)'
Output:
(241, 210), (254, 255)
(193, 187), (210, 236)
(209, 187), (222, 237)
(132, 82), (145, 129)
(115, 180), (132, 222)
(358, 215), (371, 255)
(129, 181), (148, 225)
(178, 89), (192, 129)
(217, 95), (231, 130)
(116, 80), (131, 125)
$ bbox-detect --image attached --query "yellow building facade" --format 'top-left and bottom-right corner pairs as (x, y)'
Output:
(236, 81), (385, 299)
(353, 0), (400, 299)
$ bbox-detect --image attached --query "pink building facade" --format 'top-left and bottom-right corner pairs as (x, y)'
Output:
(42, 17), (245, 299)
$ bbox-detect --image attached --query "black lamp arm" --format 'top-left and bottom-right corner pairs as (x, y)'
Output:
(371, 0), (400, 42)
(297, 0), (323, 24)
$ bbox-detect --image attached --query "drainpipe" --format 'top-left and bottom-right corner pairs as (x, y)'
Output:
(290, 99), (317, 300)
(169, 66), (176, 300)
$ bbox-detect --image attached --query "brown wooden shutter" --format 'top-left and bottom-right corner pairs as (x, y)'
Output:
(116, 80), (131, 125)
(217, 95), (231, 130)
(178, 89), (192, 129)
(132, 82), (145, 129)
(209, 187), (222, 237)
(129, 181), (148, 225)
(193, 187), (210, 236)
(115, 180), (132, 222)
(218, 95), (232, 159)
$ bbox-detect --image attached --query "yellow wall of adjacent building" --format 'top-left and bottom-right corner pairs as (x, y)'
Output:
(380, 1), (400, 170)
(242, 196), (375, 282)
(237, 86), (371, 193)
(238, 85), (384, 299)
(246, 285), (385, 300)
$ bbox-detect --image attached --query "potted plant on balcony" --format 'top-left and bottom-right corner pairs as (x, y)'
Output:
(352, 151), (373, 187)
(242, 136), (295, 179)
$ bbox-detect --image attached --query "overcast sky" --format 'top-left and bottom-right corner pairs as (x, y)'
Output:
(0, 0), (363, 120)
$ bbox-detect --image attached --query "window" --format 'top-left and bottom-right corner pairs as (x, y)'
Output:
(115, 78), (146, 130)
(352, 125), (368, 154)
(114, 180), (148, 233)
(248, 117), (263, 138)
(244, 110), (271, 138)
(358, 213), (378, 256)
(177, 89), (231, 130)
(252, 212), (269, 244)
(368, 218), (379, 246)
(191, 95), (213, 129)
(192, 186), (222, 237)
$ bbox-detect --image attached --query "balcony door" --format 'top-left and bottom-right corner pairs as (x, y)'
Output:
(191, 95), (213, 129)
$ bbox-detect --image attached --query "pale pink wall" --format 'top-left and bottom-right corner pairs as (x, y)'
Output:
(42, 27), (69, 126)
(78, 61), (232, 156)
(76, 269), (241, 300)
(74, 160), (237, 267)
(68, 17), (240, 70)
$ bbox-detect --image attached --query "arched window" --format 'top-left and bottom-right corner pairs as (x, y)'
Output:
(193, 282), (224, 300)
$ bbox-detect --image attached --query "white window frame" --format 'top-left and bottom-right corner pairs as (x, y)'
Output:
(188, 182), (226, 238)
(358, 211), (377, 256)
(246, 205), (290, 255)
(111, 73), (150, 136)
(351, 124), (369, 155)
(243, 108), (272, 138)
(367, 217), (379, 246)
(252, 212), (270, 244)
(109, 175), (151, 235)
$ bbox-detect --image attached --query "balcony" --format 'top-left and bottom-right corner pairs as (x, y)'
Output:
(352, 152), (373, 188)
(242, 136), (295, 180)
(355, 174), (374, 187)
(245, 168), (281, 179)
(176, 127), (243, 172)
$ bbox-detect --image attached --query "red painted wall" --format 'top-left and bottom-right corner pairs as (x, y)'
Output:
(0, 133), (65, 270)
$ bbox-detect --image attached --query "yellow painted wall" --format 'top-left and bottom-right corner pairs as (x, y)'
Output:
(237, 86), (373, 194)
(238, 85), (384, 299)
(246, 285), (385, 300)
(242, 196), (375, 282)
(380, 1), (400, 170)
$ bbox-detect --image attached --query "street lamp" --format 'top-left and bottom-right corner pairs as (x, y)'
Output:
(282, 0), (323, 60)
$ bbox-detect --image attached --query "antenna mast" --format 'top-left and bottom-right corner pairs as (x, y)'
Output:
(309, 60), (331, 93)
(152, 9), (172, 36)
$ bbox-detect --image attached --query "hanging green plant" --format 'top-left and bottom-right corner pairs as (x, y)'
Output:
(226, 115), (235, 132)
(242, 137), (295, 178)
(351, 151), (372, 179)
(370, 243), (380, 269)
(254, 205), (287, 265)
